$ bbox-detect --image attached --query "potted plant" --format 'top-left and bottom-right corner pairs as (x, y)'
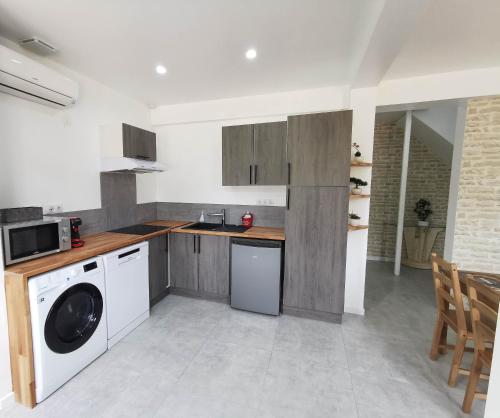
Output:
(349, 213), (361, 226)
(352, 142), (363, 162)
(350, 177), (368, 195)
(414, 198), (432, 227)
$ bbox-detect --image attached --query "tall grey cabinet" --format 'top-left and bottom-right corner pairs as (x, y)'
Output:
(222, 121), (287, 185)
(283, 110), (352, 322)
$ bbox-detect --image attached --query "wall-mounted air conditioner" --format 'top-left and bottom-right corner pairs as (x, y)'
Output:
(0, 43), (78, 108)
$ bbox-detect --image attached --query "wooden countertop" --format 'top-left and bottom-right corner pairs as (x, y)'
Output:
(5, 220), (188, 280)
(171, 223), (285, 241)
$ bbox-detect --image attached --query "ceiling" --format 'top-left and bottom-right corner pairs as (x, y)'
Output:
(0, 0), (381, 106)
(0, 0), (499, 106)
(384, 0), (500, 79)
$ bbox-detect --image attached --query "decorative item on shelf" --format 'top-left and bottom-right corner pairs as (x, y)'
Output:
(414, 198), (432, 227)
(348, 213), (361, 227)
(350, 177), (368, 195)
(352, 142), (363, 162)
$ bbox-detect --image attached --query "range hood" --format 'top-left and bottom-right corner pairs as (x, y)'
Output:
(100, 157), (166, 174)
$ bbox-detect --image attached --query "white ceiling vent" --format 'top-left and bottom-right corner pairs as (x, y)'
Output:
(19, 37), (57, 55)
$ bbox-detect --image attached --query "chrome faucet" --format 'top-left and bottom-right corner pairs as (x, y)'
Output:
(207, 208), (226, 226)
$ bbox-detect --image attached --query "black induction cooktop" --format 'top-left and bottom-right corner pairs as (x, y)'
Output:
(109, 224), (169, 235)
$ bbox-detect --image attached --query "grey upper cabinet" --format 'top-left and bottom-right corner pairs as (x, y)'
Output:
(148, 235), (168, 307)
(253, 122), (287, 185)
(287, 111), (352, 187)
(283, 186), (349, 315)
(198, 235), (229, 297)
(122, 123), (157, 161)
(222, 122), (287, 186)
(170, 232), (198, 292)
(222, 125), (253, 185)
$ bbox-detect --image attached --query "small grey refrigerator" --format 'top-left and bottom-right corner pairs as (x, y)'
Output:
(230, 238), (283, 316)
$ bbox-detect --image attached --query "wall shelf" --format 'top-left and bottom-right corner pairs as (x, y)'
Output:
(350, 193), (370, 199)
(351, 161), (372, 167)
(348, 224), (369, 231)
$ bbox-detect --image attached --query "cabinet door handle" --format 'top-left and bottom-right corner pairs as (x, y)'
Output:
(286, 188), (290, 210)
(197, 235), (201, 253)
(254, 164), (258, 184)
(193, 235), (196, 253)
(287, 162), (291, 185)
(249, 165), (253, 184)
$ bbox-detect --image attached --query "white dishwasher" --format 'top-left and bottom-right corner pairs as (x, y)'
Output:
(102, 241), (149, 348)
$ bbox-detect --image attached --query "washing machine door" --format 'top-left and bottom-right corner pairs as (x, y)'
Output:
(44, 283), (104, 354)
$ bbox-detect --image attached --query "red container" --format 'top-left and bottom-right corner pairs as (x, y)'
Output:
(241, 211), (253, 228)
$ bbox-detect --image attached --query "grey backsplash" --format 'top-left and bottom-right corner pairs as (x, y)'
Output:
(53, 172), (284, 235)
(156, 202), (285, 227)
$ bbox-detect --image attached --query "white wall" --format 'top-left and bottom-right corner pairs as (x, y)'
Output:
(0, 235), (12, 409)
(156, 117), (286, 206)
(0, 39), (156, 407)
(0, 39), (155, 211)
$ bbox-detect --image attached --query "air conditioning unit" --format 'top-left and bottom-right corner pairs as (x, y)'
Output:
(0, 44), (78, 108)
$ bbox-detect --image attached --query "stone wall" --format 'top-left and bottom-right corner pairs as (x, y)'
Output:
(453, 95), (500, 273)
(368, 121), (452, 259)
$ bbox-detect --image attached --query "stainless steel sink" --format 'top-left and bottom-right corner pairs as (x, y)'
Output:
(182, 222), (249, 233)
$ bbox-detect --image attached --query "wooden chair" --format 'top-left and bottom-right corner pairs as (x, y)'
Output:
(462, 275), (498, 413)
(429, 253), (473, 386)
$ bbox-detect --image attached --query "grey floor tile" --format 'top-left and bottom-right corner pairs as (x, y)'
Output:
(0, 262), (487, 418)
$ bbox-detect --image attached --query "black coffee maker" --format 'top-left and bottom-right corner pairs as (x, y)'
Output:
(70, 217), (84, 248)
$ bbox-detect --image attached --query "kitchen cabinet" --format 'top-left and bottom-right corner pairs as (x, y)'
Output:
(170, 233), (198, 292)
(122, 123), (157, 161)
(287, 111), (352, 187)
(253, 122), (287, 185)
(222, 125), (254, 185)
(170, 233), (229, 299)
(198, 235), (229, 297)
(148, 235), (169, 307)
(222, 121), (287, 186)
(283, 186), (349, 319)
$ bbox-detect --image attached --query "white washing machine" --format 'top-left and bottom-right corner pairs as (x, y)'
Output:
(28, 257), (108, 403)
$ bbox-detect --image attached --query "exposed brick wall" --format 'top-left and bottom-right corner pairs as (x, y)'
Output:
(368, 121), (451, 259)
(453, 96), (500, 273)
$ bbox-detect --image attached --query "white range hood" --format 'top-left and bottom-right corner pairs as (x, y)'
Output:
(100, 157), (166, 174)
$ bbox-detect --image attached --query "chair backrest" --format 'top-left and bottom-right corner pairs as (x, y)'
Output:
(466, 274), (499, 352)
(431, 253), (468, 333)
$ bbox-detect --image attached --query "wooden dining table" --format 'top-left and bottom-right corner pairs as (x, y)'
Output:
(458, 270), (500, 297)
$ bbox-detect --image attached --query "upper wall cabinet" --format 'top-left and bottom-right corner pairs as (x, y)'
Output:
(122, 123), (156, 161)
(222, 121), (287, 186)
(287, 111), (352, 187)
(100, 123), (157, 162)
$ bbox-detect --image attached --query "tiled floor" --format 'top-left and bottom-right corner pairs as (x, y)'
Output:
(1, 261), (487, 417)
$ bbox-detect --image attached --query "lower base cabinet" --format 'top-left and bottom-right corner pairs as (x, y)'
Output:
(148, 235), (169, 307)
(170, 233), (229, 300)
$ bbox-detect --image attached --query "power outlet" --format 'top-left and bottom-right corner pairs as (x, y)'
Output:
(43, 203), (63, 215)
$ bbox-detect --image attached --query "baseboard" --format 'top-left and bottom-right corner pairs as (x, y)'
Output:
(169, 287), (229, 304)
(0, 392), (14, 410)
(150, 288), (170, 308)
(282, 306), (342, 324)
(344, 305), (365, 316)
(367, 256), (394, 262)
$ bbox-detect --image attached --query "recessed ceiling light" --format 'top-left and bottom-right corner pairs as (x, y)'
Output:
(245, 48), (257, 60)
(156, 65), (167, 75)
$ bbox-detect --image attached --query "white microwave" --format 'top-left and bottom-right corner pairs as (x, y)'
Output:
(2, 217), (71, 266)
